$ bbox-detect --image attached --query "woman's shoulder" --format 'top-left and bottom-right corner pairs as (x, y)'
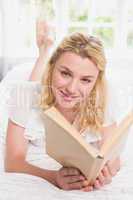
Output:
(7, 80), (45, 142)
(9, 80), (41, 106)
(8, 80), (42, 128)
(8, 80), (41, 94)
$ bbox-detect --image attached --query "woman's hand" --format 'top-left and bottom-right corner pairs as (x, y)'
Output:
(94, 158), (120, 189)
(93, 164), (112, 189)
(81, 157), (121, 191)
(54, 167), (90, 190)
(36, 19), (54, 55)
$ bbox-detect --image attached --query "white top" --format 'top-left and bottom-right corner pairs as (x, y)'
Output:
(7, 81), (119, 145)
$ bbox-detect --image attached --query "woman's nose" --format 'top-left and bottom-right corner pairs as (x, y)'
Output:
(66, 79), (78, 94)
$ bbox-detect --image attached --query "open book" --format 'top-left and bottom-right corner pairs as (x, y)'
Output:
(43, 106), (133, 184)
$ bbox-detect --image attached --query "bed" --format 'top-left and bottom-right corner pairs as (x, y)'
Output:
(0, 63), (133, 200)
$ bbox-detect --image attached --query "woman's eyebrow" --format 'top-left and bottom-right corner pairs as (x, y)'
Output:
(59, 65), (72, 73)
(83, 75), (94, 78)
(59, 65), (94, 78)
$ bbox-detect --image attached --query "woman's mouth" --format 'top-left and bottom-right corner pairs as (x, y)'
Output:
(59, 90), (77, 101)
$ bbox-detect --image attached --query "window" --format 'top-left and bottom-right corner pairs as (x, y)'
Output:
(91, 0), (117, 49)
(1, 0), (133, 58)
(66, 0), (118, 51)
(68, 0), (90, 34)
(69, 0), (89, 23)
(55, 0), (133, 57)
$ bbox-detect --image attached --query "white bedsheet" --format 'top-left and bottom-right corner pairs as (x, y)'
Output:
(0, 64), (133, 200)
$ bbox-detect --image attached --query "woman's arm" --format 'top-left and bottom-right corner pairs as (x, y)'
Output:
(5, 120), (57, 186)
(29, 20), (54, 81)
(29, 53), (48, 81)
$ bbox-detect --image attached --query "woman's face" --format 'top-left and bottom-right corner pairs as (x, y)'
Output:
(51, 52), (99, 110)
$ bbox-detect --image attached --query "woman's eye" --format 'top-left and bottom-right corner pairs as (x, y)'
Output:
(81, 79), (91, 83)
(61, 71), (71, 77)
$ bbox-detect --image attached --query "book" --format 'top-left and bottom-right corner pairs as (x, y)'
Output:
(43, 106), (133, 184)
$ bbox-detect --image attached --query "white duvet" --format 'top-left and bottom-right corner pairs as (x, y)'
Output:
(0, 64), (132, 200)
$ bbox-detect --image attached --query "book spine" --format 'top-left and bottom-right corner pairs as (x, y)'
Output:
(88, 155), (103, 185)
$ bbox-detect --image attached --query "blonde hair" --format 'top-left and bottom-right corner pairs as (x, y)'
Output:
(40, 33), (107, 133)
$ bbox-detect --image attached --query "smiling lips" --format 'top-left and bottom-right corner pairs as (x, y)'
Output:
(60, 90), (78, 101)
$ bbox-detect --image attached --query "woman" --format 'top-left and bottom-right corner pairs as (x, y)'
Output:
(5, 21), (120, 192)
